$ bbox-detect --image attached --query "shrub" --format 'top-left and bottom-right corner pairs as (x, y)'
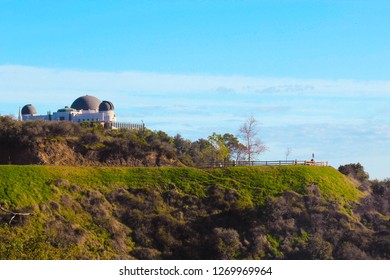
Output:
(306, 234), (333, 260)
(132, 248), (161, 260)
(335, 242), (369, 260)
(338, 163), (369, 182)
(211, 227), (242, 259)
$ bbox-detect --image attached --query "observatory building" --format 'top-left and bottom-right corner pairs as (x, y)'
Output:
(20, 95), (144, 130)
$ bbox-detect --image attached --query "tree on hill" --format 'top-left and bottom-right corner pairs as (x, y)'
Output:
(285, 147), (292, 161)
(173, 134), (193, 165)
(223, 133), (246, 161)
(238, 116), (268, 161)
(338, 163), (369, 182)
(207, 133), (230, 163)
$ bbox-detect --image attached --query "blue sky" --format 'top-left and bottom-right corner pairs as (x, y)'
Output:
(0, 0), (389, 179)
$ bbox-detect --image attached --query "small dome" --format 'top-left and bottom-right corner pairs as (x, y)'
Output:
(99, 100), (115, 111)
(71, 95), (101, 111)
(57, 106), (76, 113)
(21, 104), (37, 115)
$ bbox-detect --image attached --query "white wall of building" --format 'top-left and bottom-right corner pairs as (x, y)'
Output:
(22, 109), (116, 123)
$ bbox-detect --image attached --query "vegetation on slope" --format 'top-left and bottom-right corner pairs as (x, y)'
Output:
(1, 165), (388, 260)
(0, 165), (360, 208)
(0, 116), (247, 167)
(0, 117), (388, 259)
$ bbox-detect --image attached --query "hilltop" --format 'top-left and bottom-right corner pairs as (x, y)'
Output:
(0, 116), (388, 259)
(1, 164), (388, 260)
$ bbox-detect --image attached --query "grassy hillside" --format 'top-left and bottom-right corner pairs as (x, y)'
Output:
(0, 165), (366, 259)
(0, 165), (360, 207)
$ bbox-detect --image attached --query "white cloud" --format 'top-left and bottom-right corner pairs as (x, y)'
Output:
(1, 65), (390, 100)
(1, 64), (390, 178)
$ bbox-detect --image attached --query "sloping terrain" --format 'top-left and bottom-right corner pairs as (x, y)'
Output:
(2, 165), (387, 260)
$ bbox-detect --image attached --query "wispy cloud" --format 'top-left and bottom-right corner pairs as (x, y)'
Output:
(1, 64), (390, 178)
(1, 65), (390, 99)
(253, 84), (315, 94)
(0, 64), (389, 133)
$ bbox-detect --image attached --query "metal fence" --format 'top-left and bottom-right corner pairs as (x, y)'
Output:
(196, 160), (328, 168)
(111, 122), (145, 130)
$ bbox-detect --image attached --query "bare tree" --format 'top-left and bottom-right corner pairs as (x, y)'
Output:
(285, 147), (292, 161)
(238, 116), (268, 161)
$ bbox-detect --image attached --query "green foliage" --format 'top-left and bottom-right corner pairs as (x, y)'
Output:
(0, 117), (257, 167)
(209, 166), (362, 206)
(208, 133), (230, 162)
(338, 163), (369, 182)
(0, 117), (180, 166)
(0, 165), (374, 260)
(223, 133), (246, 161)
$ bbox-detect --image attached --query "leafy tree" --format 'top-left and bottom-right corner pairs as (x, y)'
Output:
(189, 138), (215, 165)
(173, 134), (193, 165)
(208, 133), (230, 162)
(223, 133), (246, 161)
(145, 130), (176, 166)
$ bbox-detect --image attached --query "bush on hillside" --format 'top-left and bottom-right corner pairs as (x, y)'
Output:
(338, 163), (369, 182)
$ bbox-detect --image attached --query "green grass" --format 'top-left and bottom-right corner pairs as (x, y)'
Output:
(0, 165), (361, 208)
(209, 166), (362, 206)
(0, 164), (363, 260)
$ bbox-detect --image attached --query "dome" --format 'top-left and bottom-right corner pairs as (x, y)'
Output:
(99, 100), (115, 111)
(70, 95), (101, 111)
(21, 104), (37, 115)
(57, 106), (76, 113)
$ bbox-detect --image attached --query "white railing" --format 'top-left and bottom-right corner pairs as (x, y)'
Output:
(196, 160), (328, 168)
(111, 122), (145, 130)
